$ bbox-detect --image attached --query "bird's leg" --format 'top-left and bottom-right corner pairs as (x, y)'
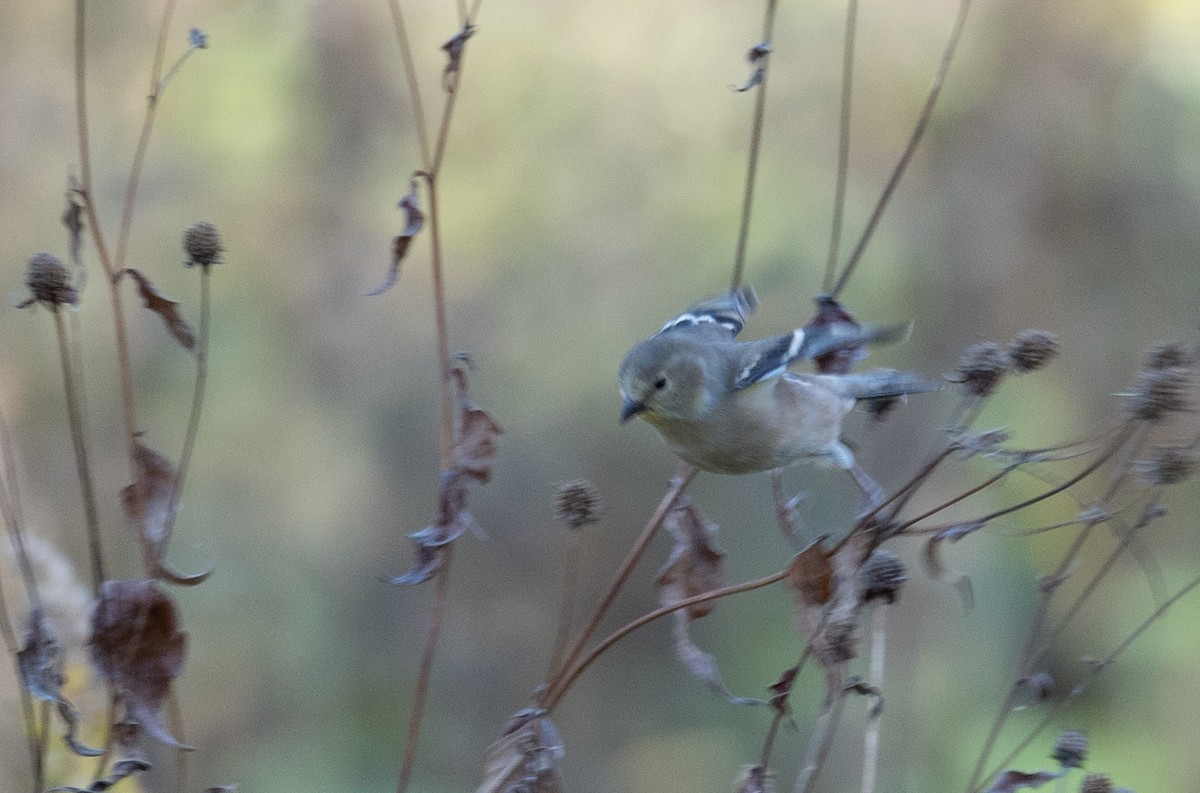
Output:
(771, 470), (808, 550)
(847, 463), (886, 516)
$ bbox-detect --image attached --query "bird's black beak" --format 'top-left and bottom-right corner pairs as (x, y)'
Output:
(619, 396), (646, 424)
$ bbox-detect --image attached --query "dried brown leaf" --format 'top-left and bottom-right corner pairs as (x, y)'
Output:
(452, 367), (502, 483)
(122, 441), (211, 586)
(984, 770), (1060, 793)
(88, 580), (190, 749)
(17, 609), (101, 756)
(365, 181), (425, 297)
(655, 498), (730, 696)
(62, 190), (85, 270)
(477, 709), (564, 793)
(391, 471), (473, 585)
(118, 269), (195, 351)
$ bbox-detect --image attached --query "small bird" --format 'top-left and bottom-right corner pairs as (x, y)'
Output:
(618, 287), (932, 477)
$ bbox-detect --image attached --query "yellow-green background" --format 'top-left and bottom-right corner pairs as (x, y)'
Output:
(1, 1), (1198, 791)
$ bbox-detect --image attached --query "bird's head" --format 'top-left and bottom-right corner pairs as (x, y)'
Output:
(618, 335), (708, 424)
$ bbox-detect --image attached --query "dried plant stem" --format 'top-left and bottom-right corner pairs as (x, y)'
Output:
(794, 676), (848, 793)
(51, 308), (105, 593)
(966, 423), (1144, 791)
(858, 605), (887, 793)
(397, 544), (453, 793)
(822, 0), (859, 293)
(540, 466), (697, 710)
(730, 0), (779, 292)
(545, 532), (584, 683)
(0, 416), (45, 790)
(829, 0), (972, 299)
(114, 0), (178, 272)
(977, 570), (1200, 789)
(386, 1), (431, 169)
(759, 646), (814, 767)
(163, 264), (212, 552)
(545, 565), (790, 712)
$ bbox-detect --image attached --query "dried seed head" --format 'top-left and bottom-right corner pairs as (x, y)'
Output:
(861, 548), (907, 604)
(1134, 445), (1196, 486)
(1008, 329), (1059, 373)
(25, 252), (77, 306)
(823, 612), (859, 664)
(1121, 366), (1193, 422)
(1081, 773), (1113, 793)
(554, 480), (603, 529)
(1143, 340), (1191, 371)
(956, 342), (1010, 397)
(183, 221), (224, 267)
(1052, 729), (1088, 768)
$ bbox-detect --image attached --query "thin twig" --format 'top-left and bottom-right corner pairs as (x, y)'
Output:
(976, 570), (1200, 790)
(966, 422), (1145, 791)
(859, 605), (887, 793)
(113, 0), (178, 273)
(51, 308), (105, 593)
(545, 566), (790, 712)
(730, 0), (779, 291)
(163, 264), (212, 552)
(830, 0), (972, 299)
(387, 1), (431, 170)
(545, 532), (583, 683)
(822, 0), (859, 293)
(397, 544), (453, 793)
(794, 676), (848, 793)
(541, 466), (697, 709)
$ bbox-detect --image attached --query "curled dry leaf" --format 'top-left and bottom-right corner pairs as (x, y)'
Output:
(62, 189), (86, 272)
(365, 180), (425, 297)
(655, 497), (731, 697)
(734, 764), (775, 793)
(17, 609), (101, 756)
(393, 365), (501, 584)
(477, 709), (564, 793)
(47, 758), (152, 793)
(88, 580), (190, 749)
(984, 770), (1060, 793)
(733, 42), (771, 92)
(452, 367), (503, 484)
(117, 269), (195, 351)
(441, 23), (476, 91)
(923, 532), (975, 613)
(122, 440), (212, 585)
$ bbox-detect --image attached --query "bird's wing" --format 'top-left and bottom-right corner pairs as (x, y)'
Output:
(658, 285), (758, 338)
(731, 321), (914, 391)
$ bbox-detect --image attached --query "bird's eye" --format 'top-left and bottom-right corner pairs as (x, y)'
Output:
(653, 377), (667, 390)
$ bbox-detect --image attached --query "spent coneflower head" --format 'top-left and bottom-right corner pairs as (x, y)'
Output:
(1008, 329), (1059, 374)
(554, 480), (603, 530)
(24, 252), (77, 307)
(955, 342), (1011, 397)
(183, 221), (224, 267)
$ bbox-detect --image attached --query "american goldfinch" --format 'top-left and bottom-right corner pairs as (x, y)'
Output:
(618, 287), (931, 475)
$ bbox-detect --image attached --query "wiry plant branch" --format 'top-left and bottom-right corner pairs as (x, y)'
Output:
(730, 0), (779, 292)
(541, 466), (697, 710)
(822, 0), (859, 294)
(829, 0), (972, 299)
(51, 308), (105, 593)
(546, 564), (790, 713)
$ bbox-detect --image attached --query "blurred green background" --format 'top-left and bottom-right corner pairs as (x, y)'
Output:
(1, 0), (1199, 791)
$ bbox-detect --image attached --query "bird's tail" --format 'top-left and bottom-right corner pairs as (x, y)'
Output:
(832, 368), (941, 401)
